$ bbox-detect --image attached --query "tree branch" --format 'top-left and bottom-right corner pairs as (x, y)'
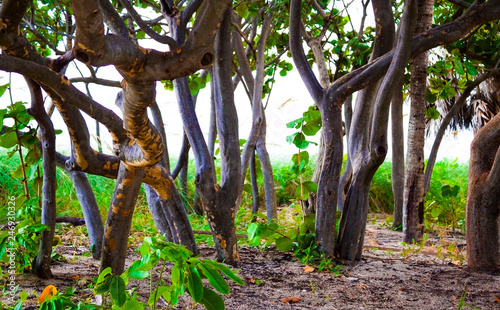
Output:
(119, 0), (177, 48)
(70, 77), (122, 87)
(289, 0), (324, 104)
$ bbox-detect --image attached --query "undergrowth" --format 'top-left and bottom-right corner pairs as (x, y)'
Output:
(0, 152), (469, 234)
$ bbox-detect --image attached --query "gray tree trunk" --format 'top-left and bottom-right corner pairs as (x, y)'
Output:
(403, 0), (434, 243)
(27, 79), (57, 279)
(391, 77), (405, 229)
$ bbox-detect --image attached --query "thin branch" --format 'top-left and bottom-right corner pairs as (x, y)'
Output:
(119, 0), (177, 48)
(310, 0), (329, 19)
(231, 20), (257, 61)
(70, 77), (122, 88)
(22, 19), (65, 55)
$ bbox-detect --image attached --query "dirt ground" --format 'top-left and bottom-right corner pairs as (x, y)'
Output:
(6, 219), (500, 310)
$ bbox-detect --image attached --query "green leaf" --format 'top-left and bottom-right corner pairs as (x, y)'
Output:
(425, 107), (440, 120)
(109, 275), (127, 307)
(275, 236), (293, 251)
(0, 109), (6, 128)
(441, 184), (451, 197)
(302, 118), (322, 136)
(295, 185), (310, 200)
(0, 131), (18, 148)
(247, 223), (259, 240)
(0, 231), (8, 260)
(187, 265), (203, 302)
(198, 287), (224, 310)
(453, 59), (464, 75)
(198, 262), (230, 295)
(148, 286), (172, 305)
(0, 83), (9, 98)
(203, 261), (244, 285)
(122, 299), (144, 310)
(302, 181), (318, 193)
(464, 61), (478, 75)
(425, 89), (437, 104)
(128, 270), (149, 280)
(291, 151), (309, 167)
(235, 2), (249, 19)
(286, 117), (305, 129)
(430, 207), (442, 218)
(292, 133), (311, 149)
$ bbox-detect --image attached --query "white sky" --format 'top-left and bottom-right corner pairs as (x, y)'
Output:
(0, 3), (473, 164)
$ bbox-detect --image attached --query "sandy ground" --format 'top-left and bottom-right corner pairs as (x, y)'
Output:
(5, 220), (500, 310)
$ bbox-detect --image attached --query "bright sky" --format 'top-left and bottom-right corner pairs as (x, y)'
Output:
(0, 3), (473, 165)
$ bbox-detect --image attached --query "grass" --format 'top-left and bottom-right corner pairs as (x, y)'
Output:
(0, 150), (469, 239)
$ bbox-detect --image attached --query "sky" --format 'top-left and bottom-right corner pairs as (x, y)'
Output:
(0, 2), (474, 165)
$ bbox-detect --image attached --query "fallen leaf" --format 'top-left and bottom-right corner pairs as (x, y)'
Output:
(451, 261), (463, 266)
(368, 239), (380, 246)
(356, 285), (367, 290)
(38, 285), (57, 303)
(71, 275), (80, 281)
(303, 265), (314, 273)
(494, 295), (500, 304)
(280, 297), (301, 304)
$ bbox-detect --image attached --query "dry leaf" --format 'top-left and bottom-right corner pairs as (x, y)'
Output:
(303, 265), (315, 273)
(494, 295), (500, 304)
(368, 239), (380, 246)
(451, 261), (463, 266)
(71, 275), (80, 281)
(280, 297), (301, 304)
(356, 285), (367, 290)
(38, 285), (57, 303)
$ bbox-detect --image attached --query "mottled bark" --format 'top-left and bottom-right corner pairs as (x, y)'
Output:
(403, 0), (434, 244)
(27, 79), (57, 279)
(101, 163), (144, 274)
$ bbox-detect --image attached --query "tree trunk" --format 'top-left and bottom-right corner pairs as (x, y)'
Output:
(466, 112), (500, 270)
(69, 171), (104, 259)
(55, 152), (104, 260)
(337, 0), (415, 260)
(391, 77), (405, 229)
(27, 79), (57, 279)
(209, 7), (241, 262)
(250, 149), (260, 215)
(403, 0), (434, 243)
(256, 129), (278, 220)
(233, 10), (277, 222)
(316, 98), (344, 256)
(144, 185), (173, 241)
(101, 163), (145, 274)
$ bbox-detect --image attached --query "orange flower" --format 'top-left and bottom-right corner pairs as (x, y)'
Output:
(38, 285), (57, 303)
